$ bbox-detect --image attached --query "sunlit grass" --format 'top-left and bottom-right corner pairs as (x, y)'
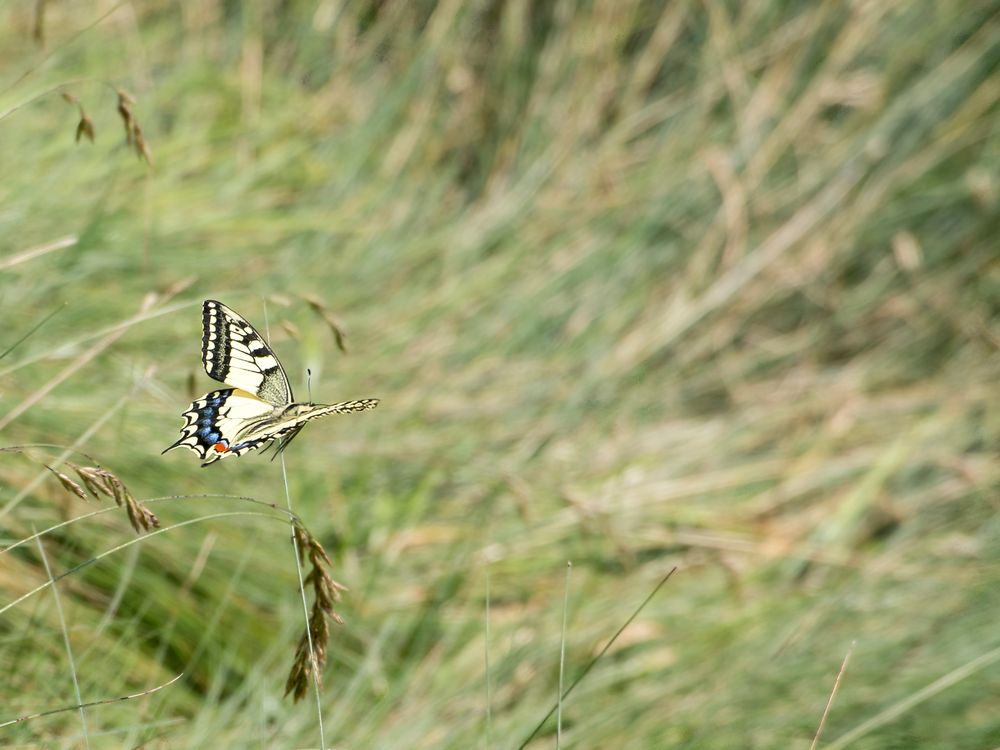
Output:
(1, 1), (998, 748)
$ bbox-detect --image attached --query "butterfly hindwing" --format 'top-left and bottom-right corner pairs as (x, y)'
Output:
(202, 299), (292, 407)
(162, 388), (275, 465)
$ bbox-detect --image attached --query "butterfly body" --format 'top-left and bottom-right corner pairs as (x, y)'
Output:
(164, 300), (378, 466)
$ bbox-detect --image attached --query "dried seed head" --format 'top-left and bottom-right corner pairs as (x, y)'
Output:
(302, 293), (349, 352)
(71, 464), (114, 499)
(76, 115), (95, 144)
(45, 465), (88, 501)
(115, 89), (152, 165)
(34, 1), (46, 44)
(61, 92), (95, 145)
(133, 126), (153, 166)
(307, 534), (333, 568)
(293, 525), (310, 564)
(68, 464), (158, 533)
(285, 637), (321, 700)
(125, 494), (160, 533)
(281, 320), (301, 340)
(284, 526), (347, 702)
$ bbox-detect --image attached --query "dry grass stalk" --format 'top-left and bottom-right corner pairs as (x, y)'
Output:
(0, 673), (184, 730)
(58, 87), (156, 158)
(76, 114), (95, 144)
(65, 463), (159, 533)
(61, 92), (95, 144)
(301, 293), (349, 353)
(284, 524), (348, 701)
(3, 448), (160, 534)
(115, 89), (153, 165)
(43, 465), (88, 501)
(33, 0), (46, 44)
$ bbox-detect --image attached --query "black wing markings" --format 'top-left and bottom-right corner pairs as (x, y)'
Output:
(201, 300), (292, 407)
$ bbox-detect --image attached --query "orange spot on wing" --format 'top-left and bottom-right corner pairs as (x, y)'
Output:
(213, 442), (229, 453)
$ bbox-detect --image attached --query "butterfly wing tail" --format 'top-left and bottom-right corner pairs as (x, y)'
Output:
(162, 439), (186, 455)
(162, 392), (229, 459)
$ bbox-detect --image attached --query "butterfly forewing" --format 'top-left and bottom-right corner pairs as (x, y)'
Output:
(202, 299), (292, 407)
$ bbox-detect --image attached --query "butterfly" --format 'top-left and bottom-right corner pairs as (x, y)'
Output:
(164, 300), (378, 466)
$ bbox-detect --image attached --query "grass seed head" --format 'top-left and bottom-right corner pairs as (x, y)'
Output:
(115, 88), (153, 165)
(284, 525), (347, 701)
(67, 463), (158, 532)
(75, 114), (95, 143)
(45, 465), (89, 501)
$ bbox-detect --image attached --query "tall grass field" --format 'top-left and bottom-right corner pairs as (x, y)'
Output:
(1, 1), (998, 748)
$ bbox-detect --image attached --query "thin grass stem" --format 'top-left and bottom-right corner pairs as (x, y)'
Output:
(0, 511), (285, 618)
(0, 300), (191, 380)
(0, 394), (132, 522)
(557, 561), (572, 750)
(824, 643), (1000, 750)
(0, 2), (128, 98)
(2, 493), (295, 555)
(0, 673), (183, 730)
(35, 530), (90, 749)
(0, 301), (66, 359)
(0, 295), (167, 434)
(280, 452), (327, 749)
(484, 564), (492, 749)
(517, 567), (677, 750)
(264, 301), (326, 749)
(809, 640), (855, 750)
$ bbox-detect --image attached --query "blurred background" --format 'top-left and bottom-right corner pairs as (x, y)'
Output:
(1, 1), (998, 747)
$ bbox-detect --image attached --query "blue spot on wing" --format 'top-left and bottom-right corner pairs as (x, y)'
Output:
(198, 426), (220, 443)
(190, 390), (231, 447)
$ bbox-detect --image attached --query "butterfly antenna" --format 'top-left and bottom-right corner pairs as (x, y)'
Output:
(307, 368), (313, 403)
(261, 298), (272, 343)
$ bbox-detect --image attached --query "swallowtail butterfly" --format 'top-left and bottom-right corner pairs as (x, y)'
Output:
(164, 300), (378, 466)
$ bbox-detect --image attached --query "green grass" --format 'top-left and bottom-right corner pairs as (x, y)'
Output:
(1, 1), (999, 747)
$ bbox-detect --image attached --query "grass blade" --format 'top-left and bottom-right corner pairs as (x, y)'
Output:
(557, 561), (572, 750)
(35, 530), (90, 749)
(810, 640), (855, 750)
(517, 567), (677, 750)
